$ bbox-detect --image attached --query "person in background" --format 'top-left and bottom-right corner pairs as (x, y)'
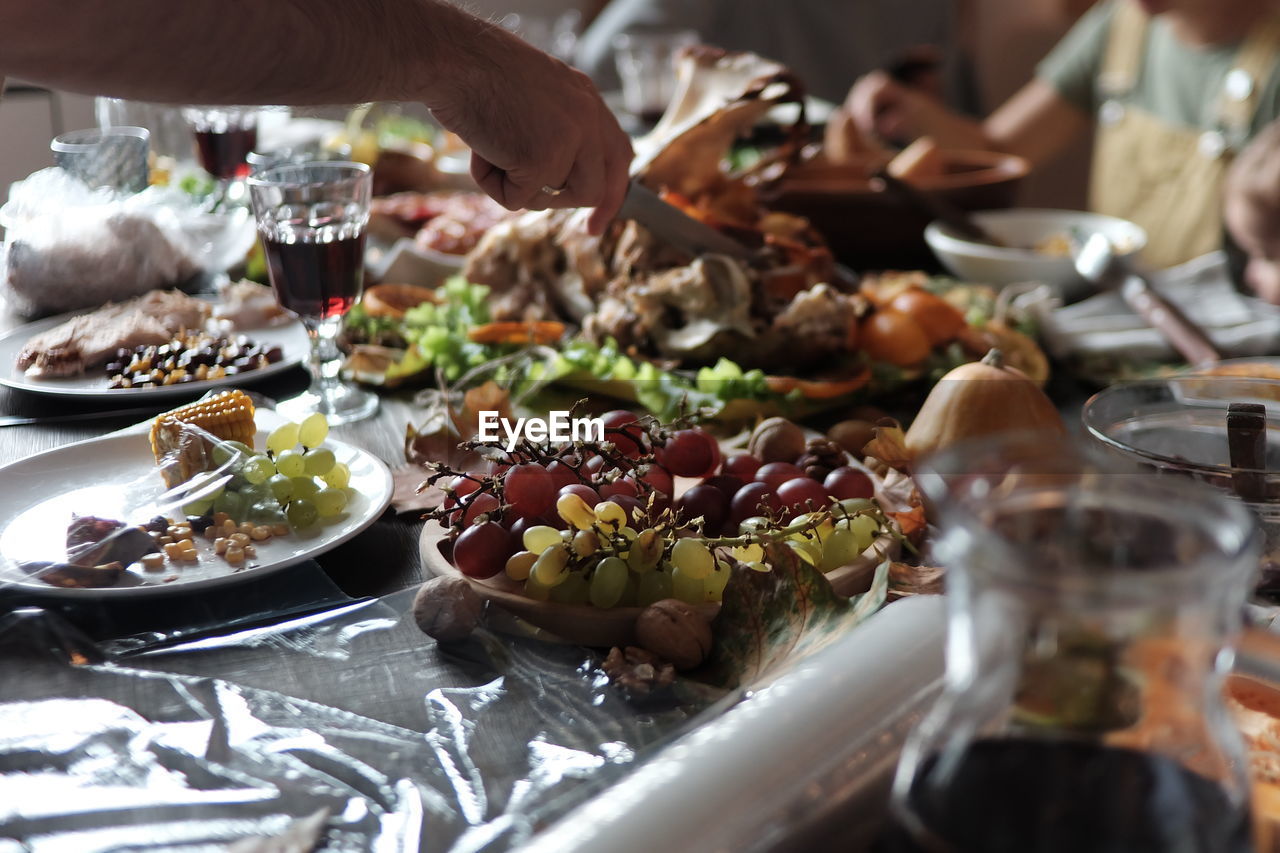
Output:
(0, 0), (632, 234)
(574, 0), (975, 110)
(1225, 119), (1280, 304)
(845, 0), (1280, 269)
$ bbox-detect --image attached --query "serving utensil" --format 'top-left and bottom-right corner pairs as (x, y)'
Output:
(1073, 232), (1221, 367)
(0, 406), (168, 428)
(869, 167), (1006, 247)
(616, 180), (755, 260)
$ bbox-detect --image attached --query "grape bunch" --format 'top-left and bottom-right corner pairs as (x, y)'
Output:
(183, 413), (353, 531)
(425, 410), (894, 608)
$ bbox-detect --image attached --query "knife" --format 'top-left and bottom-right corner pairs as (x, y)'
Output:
(616, 180), (755, 260)
(0, 406), (167, 428)
(1073, 232), (1221, 367)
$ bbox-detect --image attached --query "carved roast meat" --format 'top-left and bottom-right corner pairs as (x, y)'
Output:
(464, 48), (864, 371)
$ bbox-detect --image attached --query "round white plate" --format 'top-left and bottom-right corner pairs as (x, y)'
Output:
(0, 412), (392, 597)
(0, 305), (308, 400)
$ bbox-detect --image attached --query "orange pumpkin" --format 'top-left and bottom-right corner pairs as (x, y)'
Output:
(889, 288), (967, 347)
(860, 309), (932, 367)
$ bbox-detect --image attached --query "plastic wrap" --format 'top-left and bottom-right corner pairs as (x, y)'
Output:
(1, 168), (255, 316)
(0, 586), (719, 851)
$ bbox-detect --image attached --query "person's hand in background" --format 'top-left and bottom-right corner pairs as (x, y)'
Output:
(846, 70), (927, 145)
(427, 25), (633, 235)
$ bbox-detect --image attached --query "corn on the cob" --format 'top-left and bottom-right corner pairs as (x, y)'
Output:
(150, 390), (257, 485)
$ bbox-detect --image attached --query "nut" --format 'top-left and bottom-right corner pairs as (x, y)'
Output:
(747, 417), (807, 464)
(827, 419), (877, 458)
(635, 598), (713, 670)
(601, 646), (677, 696)
(413, 576), (484, 642)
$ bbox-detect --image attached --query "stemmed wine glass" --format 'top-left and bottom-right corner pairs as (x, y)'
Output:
(182, 105), (259, 204)
(248, 161), (379, 425)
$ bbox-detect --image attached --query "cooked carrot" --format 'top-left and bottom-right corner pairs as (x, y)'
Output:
(466, 321), (566, 346)
(763, 367), (871, 400)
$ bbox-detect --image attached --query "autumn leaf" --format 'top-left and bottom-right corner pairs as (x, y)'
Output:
(863, 419), (912, 471)
(702, 542), (890, 690)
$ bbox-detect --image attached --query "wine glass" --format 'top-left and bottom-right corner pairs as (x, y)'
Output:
(182, 105), (259, 204)
(247, 161), (378, 425)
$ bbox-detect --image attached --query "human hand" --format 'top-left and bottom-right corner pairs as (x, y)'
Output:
(428, 29), (633, 235)
(846, 70), (922, 145)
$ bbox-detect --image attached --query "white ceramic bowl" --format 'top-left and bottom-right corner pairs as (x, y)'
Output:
(925, 208), (1147, 299)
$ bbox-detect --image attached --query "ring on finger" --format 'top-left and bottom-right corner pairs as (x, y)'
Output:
(541, 184), (568, 197)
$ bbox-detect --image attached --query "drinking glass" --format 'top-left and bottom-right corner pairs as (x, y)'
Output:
(883, 432), (1260, 852)
(50, 127), (150, 193)
(613, 30), (699, 125)
(248, 161), (378, 425)
(182, 105), (259, 181)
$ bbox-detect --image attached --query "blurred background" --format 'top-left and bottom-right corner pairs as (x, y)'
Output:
(0, 0), (1094, 207)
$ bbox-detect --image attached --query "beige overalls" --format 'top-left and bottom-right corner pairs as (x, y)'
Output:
(1089, 0), (1280, 269)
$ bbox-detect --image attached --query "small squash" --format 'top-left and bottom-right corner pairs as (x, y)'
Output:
(904, 349), (1065, 458)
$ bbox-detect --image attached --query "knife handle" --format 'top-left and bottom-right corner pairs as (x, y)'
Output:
(1120, 277), (1220, 367)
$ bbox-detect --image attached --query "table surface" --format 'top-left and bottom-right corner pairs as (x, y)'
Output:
(0, 304), (428, 603)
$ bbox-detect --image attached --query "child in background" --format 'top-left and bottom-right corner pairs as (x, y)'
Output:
(1225, 120), (1280, 305)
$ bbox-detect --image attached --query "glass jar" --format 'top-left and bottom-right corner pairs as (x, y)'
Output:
(886, 433), (1261, 853)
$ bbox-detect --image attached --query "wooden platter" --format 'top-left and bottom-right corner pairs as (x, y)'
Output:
(419, 520), (899, 647)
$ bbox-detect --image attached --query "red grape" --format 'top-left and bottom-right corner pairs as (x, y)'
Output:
(639, 464), (674, 499)
(724, 452), (762, 481)
(730, 482), (781, 524)
(676, 483), (729, 536)
(460, 492), (500, 526)
(508, 515), (538, 539)
(825, 466), (875, 501)
(546, 461), (579, 490)
(601, 410), (645, 457)
(703, 474), (744, 502)
(584, 455), (610, 478)
(755, 462), (805, 491)
(558, 483), (601, 508)
(662, 429), (720, 477)
(503, 463), (556, 519)
(777, 477), (830, 518)
(538, 510), (569, 530)
(610, 493), (647, 527)
(600, 476), (640, 500)
(454, 521), (514, 578)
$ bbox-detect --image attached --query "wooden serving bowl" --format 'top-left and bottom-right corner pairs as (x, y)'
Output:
(767, 149), (1030, 271)
(419, 520), (898, 648)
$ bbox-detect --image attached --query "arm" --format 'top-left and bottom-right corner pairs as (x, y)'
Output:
(846, 72), (1090, 168)
(0, 0), (632, 231)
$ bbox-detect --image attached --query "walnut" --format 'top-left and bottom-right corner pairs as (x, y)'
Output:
(747, 417), (807, 464)
(412, 576), (483, 642)
(602, 645), (677, 696)
(796, 436), (848, 481)
(635, 598), (713, 670)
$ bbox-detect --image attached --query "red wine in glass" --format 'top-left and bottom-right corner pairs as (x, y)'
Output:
(262, 232), (365, 320)
(194, 126), (259, 180)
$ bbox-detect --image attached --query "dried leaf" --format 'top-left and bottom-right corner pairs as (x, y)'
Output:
(863, 419), (912, 471)
(889, 507), (929, 543)
(390, 464), (447, 516)
(888, 562), (945, 601)
(703, 542), (890, 689)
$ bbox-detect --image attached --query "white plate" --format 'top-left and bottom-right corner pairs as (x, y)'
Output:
(0, 412), (392, 597)
(0, 304), (308, 400)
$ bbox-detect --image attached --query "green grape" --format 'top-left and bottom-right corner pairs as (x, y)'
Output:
(322, 463), (351, 489)
(704, 560), (732, 602)
(589, 557), (629, 608)
(636, 571), (674, 606)
(847, 514), (880, 552)
(787, 538), (820, 566)
(549, 571), (590, 604)
(276, 449), (306, 478)
(524, 574), (552, 601)
(619, 573), (639, 607)
(556, 493), (597, 530)
(314, 488), (348, 517)
(298, 413), (329, 448)
(626, 528), (663, 573)
(671, 566), (705, 605)
(213, 490), (246, 520)
(242, 454), (276, 485)
(286, 498), (319, 529)
(522, 525), (562, 554)
(739, 516), (770, 534)
(746, 560), (771, 573)
(731, 543), (764, 563)
(290, 477), (320, 500)
(238, 482), (273, 506)
(183, 498), (212, 517)
(266, 422), (300, 455)
(247, 501), (288, 524)
(819, 527), (861, 572)
(671, 538), (714, 580)
(212, 441), (252, 468)
(572, 529), (599, 557)
(838, 498), (877, 517)
(303, 447), (336, 477)
(267, 473), (294, 503)
(506, 551), (537, 581)
(532, 543), (570, 586)
(595, 501), (626, 530)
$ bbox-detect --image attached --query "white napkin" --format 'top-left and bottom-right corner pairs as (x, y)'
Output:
(1021, 252), (1280, 361)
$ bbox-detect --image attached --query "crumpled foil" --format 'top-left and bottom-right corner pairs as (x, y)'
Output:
(0, 587), (717, 851)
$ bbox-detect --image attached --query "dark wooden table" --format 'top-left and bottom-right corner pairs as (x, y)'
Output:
(0, 306), (428, 602)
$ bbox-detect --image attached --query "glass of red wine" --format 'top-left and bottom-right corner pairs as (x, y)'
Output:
(248, 161), (378, 425)
(182, 105), (259, 206)
(881, 433), (1260, 853)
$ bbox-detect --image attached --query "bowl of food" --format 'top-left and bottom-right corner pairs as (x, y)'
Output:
(925, 208), (1147, 299)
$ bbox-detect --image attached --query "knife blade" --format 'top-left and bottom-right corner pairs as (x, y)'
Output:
(616, 181), (755, 260)
(0, 406), (168, 428)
